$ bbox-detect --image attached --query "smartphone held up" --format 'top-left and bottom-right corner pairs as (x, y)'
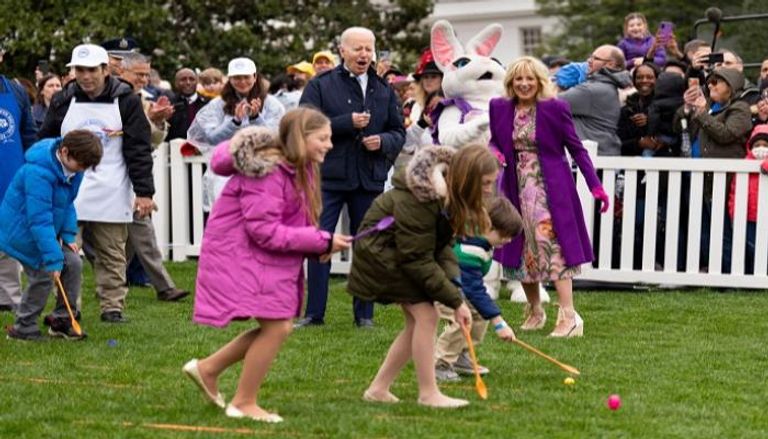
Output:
(658, 21), (673, 43)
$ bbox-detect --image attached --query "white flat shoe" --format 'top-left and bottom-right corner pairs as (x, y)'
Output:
(362, 389), (400, 403)
(182, 359), (226, 409)
(417, 397), (469, 409)
(225, 404), (283, 423)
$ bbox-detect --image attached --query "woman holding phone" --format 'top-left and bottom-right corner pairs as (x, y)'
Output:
(187, 57), (286, 210)
(677, 67), (752, 271)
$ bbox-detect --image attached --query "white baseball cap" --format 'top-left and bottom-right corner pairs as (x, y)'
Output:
(67, 44), (109, 67)
(228, 57), (257, 76)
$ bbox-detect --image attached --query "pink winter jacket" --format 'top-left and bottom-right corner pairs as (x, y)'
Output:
(193, 141), (331, 327)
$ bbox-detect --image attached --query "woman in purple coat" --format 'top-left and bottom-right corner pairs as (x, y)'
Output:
(183, 109), (352, 422)
(489, 57), (609, 338)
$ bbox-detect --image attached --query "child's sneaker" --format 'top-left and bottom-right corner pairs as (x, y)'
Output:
(453, 351), (490, 376)
(435, 359), (461, 382)
(5, 326), (46, 341)
(44, 315), (87, 341)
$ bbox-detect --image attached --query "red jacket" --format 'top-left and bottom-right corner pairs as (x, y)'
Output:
(728, 124), (768, 221)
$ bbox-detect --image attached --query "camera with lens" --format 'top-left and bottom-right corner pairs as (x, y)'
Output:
(701, 52), (724, 66)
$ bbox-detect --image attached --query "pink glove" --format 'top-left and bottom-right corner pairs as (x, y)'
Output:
(761, 158), (768, 175)
(592, 186), (610, 213)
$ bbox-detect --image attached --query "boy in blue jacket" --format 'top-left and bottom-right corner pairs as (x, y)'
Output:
(435, 196), (522, 381)
(0, 130), (102, 340)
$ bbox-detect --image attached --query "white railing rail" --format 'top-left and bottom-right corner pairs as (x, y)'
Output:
(575, 142), (767, 289)
(152, 140), (767, 290)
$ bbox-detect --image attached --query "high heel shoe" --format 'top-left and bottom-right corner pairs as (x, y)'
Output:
(548, 308), (583, 338)
(520, 304), (546, 331)
(182, 359), (226, 408)
(225, 404), (283, 423)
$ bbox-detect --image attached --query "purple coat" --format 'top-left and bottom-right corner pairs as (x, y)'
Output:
(193, 143), (331, 327)
(489, 97), (602, 268)
(618, 36), (666, 67)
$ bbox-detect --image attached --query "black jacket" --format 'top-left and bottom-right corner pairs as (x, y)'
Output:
(647, 72), (685, 157)
(166, 93), (210, 141)
(38, 76), (155, 197)
(617, 91), (653, 156)
(299, 65), (405, 192)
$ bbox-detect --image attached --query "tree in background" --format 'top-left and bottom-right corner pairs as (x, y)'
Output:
(536, 0), (768, 78)
(0, 0), (432, 82)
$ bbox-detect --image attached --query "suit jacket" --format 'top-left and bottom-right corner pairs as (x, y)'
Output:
(489, 97), (601, 268)
(167, 93), (210, 141)
(300, 65), (405, 192)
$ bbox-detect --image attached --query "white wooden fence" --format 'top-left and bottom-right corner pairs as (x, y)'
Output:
(151, 140), (768, 290)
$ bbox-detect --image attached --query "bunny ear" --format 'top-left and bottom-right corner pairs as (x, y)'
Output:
(466, 23), (503, 57)
(431, 20), (463, 71)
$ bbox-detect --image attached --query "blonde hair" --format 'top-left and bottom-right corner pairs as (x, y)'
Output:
(278, 107), (330, 225)
(503, 56), (556, 101)
(199, 67), (223, 85)
(446, 145), (498, 236)
(623, 12), (650, 38)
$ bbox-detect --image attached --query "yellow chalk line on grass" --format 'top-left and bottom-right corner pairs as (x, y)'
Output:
(122, 422), (259, 435)
(74, 420), (308, 437)
(0, 376), (140, 389)
(8, 362), (112, 371)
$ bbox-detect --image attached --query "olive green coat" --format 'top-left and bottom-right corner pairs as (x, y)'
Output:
(347, 146), (463, 309)
(675, 67), (752, 159)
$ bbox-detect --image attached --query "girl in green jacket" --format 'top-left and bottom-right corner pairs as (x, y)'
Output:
(349, 145), (499, 408)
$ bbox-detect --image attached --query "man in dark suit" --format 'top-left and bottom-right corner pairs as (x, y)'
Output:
(167, 68), (209, 140)
(297, 26), (405, 328)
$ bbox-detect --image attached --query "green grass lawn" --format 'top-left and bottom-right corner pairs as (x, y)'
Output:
(1, 261), (767, 438)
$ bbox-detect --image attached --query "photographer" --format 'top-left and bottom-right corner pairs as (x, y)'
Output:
(676, 68), (752, 270)
(678, 68), (751, 158)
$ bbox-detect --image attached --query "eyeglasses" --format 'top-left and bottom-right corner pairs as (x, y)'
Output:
(588, 54), (612, 63)
(707, 78), (722, 86)
(128, 71), (151, 79)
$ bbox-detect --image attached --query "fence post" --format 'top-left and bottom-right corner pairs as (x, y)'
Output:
(152, 142), (170, 260)
(169, 139), (190, 262)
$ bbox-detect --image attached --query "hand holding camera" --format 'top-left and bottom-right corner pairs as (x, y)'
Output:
(684, 78), (706, 115)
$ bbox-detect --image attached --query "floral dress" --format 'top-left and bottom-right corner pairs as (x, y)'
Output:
(505, 107), (580, 282)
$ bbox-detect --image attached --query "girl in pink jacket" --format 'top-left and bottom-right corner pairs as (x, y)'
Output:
(183, 108), (352, 423)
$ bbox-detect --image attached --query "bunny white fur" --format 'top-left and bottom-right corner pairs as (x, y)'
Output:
(430, 20), (506, 148)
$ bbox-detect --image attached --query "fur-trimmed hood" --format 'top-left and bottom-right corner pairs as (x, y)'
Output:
(227, 126), (283, 177)
(400, 146), (455, 202)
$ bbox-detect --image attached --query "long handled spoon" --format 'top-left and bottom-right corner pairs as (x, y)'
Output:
(512, 338), (580, 376)
(54, 277), (83, 336)
(460, 322), (488, 399)
(352, 216), (395, 241)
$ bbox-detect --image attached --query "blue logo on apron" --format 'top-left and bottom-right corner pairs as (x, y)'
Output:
(0, 107), (17, 143)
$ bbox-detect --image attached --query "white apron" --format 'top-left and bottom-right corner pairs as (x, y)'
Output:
(61, 97), (134, 222)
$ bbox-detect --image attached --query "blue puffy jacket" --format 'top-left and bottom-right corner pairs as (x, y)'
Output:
(0, 138), (82, 271)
